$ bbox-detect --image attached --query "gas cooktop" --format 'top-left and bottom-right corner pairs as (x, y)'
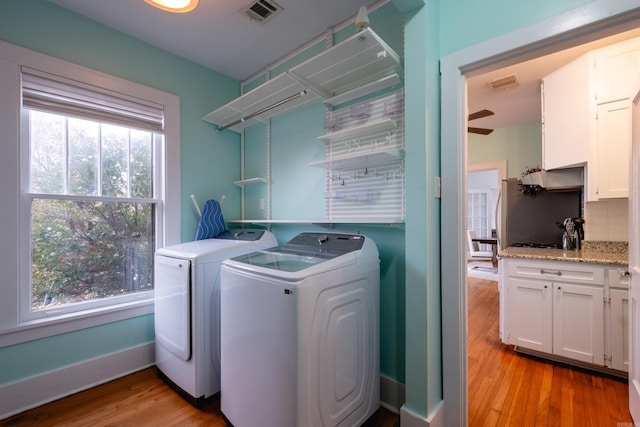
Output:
(511, 242), (561, 249)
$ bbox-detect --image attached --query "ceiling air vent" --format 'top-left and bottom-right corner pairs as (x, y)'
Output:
(487, 74), (519, 92)
(240, 0), (283, 23)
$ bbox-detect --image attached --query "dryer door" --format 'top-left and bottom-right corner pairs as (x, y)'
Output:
(155, 255), (191, 361)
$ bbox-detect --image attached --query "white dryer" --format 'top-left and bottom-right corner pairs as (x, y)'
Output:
(220, 232), (380, 427)
(154, 229), (277, 406)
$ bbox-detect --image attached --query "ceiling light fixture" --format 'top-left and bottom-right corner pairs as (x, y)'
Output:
(355, 6), (369, 32)
(144, 0), (199, 13)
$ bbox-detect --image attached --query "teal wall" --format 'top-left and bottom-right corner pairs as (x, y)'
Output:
(432, 0), (634, 425)
(0, 0), (243, 243)
(0, 0), (622, 422)
(0, 0), (408, 394)
(439, 0), (594, 56)
(468, 122), (543, 178)
(240, 1), (407, 382)
(268, 223), (406, 381)
(269, 102), (326, 220)
(0, 0), (240, 384)
(0, 317), (154, 384)
(402, 0), (442, 415)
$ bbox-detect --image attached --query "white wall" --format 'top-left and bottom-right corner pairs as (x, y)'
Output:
(584, 199), (629, 242)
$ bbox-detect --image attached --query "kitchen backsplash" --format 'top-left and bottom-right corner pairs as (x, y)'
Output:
(584, 199), (628, 242)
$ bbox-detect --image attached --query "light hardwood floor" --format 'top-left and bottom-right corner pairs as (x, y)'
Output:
(0, 368), (399, 426)
(1, 274), (633, 426)
(467, 273), (633, 426)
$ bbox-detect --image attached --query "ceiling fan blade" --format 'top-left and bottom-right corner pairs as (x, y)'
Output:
(468, 126), (494, 135)
(468, 109), (495, 121)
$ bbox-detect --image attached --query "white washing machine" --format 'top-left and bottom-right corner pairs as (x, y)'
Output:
(220, 232), (380, 427)
(154, 229), (277, 406)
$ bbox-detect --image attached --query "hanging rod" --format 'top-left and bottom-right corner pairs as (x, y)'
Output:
(216, 90), (307, 132)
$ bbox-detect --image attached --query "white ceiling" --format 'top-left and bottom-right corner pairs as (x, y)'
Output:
(467, 28), (640, 131)
(47, 0), (382, 82)
(46, 1), (640, 130)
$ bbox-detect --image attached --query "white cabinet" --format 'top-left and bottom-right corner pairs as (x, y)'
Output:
(541, 53), (592, 170)
(552, 282), (604, 364)
(593, 99), (632, 199)
(501, 258), (628, 371)
(594, 37), (640, 105)
(541, 36), (640, 200)
(589, 37), (640, 200)
(608, 267), (630, 372)
(509, 277), (552, 353)
(504, 259), (604, 364)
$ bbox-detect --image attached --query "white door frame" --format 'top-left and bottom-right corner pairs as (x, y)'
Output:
(628, 84), (640, 422)
(441, 2), (640, 425)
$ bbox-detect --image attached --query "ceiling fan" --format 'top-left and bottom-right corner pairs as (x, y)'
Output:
(468, 109), (494, 135)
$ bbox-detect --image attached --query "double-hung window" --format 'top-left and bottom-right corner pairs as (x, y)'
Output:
(0, 41), (180, 338)
(21, 69), (166, 319)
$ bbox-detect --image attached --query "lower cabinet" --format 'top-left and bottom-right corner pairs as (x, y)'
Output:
(509, 277), (552, 353)
(608, 266), (631, 372)
(610, 289), (629, 371)
(552, 282), (604, 364)
(501, 258), (628, 372)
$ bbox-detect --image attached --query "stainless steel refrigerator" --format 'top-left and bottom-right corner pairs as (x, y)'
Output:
(496, 178), (582, 249)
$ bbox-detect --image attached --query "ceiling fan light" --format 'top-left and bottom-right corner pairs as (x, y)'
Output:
(144, 0), (199, 13)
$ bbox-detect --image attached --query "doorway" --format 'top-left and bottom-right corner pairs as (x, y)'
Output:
(441, 5), (640, 425)
(467, 162), (505, 262)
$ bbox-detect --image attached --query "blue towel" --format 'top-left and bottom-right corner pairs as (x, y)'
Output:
(195, 199), (227, 240)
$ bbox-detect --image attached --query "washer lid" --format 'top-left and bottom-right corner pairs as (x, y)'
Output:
(226, 233), (365, 273)
(228, 248), (339, 272)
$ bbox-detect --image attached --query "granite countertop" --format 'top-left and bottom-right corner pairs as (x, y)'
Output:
(498, 241), (628, 266)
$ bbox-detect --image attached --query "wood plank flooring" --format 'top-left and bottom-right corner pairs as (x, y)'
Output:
(467, 274), (633, 426)
(0, 367), (399, 426)
(1, 273), (634, 426)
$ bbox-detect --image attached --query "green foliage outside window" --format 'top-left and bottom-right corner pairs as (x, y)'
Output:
(28, 110), (156, 310)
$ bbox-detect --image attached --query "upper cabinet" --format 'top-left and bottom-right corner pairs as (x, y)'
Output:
(594, 37), (640, 104)
(590, 37), (640, 200)
(203, 28), (402, 133)
(542, 36), (640, 201)
(541, 53), (593, 170)
(595, 98), (632, 199)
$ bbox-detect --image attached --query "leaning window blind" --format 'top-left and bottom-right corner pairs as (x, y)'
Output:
(21, 67), (164, 132)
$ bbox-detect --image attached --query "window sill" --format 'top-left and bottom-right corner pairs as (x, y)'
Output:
(0, 298), (154, 348)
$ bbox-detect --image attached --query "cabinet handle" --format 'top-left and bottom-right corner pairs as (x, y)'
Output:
(540, 269), (562, 276)
(618, 268), (631, 277)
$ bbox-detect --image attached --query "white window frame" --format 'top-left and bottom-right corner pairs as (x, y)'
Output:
(467, 189), (492, 245)
(0, 41), (181, 347)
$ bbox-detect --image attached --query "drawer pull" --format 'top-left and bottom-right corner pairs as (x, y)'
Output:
(619, 268), (631, 277)
(540, 269), (562, 276)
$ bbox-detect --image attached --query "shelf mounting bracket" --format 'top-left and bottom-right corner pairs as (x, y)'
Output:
(287, 70), (332, 99)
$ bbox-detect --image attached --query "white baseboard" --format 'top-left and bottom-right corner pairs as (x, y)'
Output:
(400, 400), (444, 427)
(380, 373), (405, 413)
(0, 342), (155, 420)
(2, 351), (407, 422)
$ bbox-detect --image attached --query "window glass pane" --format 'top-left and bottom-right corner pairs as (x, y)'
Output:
(68, 117), (99, 195)
(31, 199), (154, 311)
(101, 123), (129, 197)
(30, 110), (65, 194)
(130, 129), (153, 198)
